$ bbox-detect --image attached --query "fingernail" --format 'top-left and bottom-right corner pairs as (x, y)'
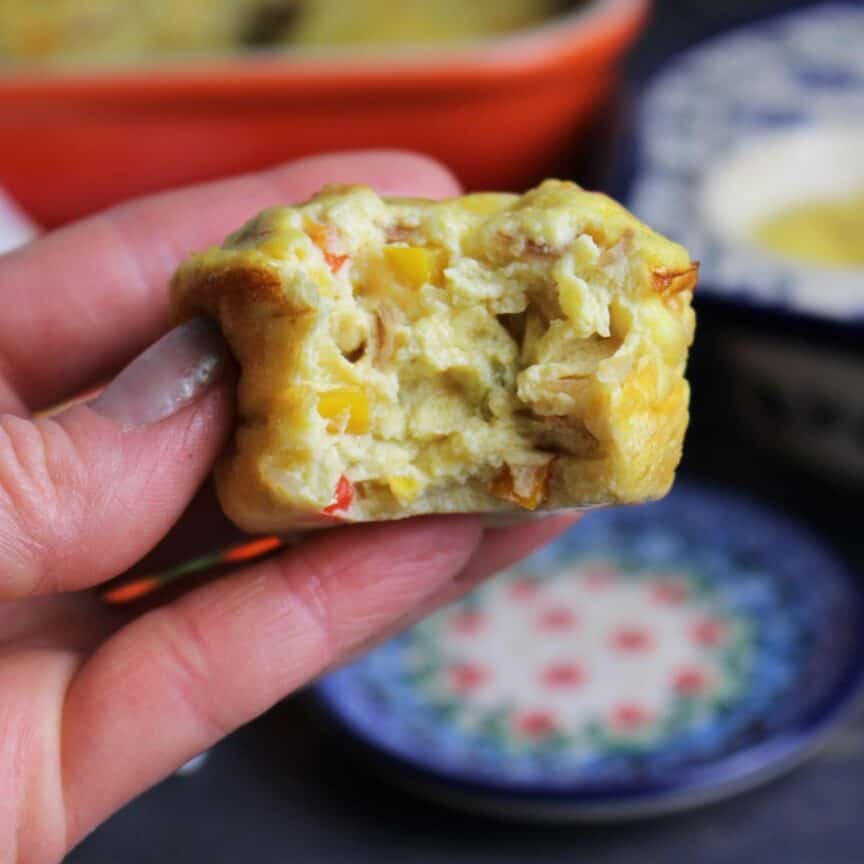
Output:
(92, 319), (228, 428)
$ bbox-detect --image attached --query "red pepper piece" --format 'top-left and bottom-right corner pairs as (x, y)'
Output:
(323, 474), (354, 515)
(324, 251), (349, 273)
(306, 220), (349, 273)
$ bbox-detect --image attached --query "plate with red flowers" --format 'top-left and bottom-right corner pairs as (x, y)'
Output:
(314, 484), (864, 819)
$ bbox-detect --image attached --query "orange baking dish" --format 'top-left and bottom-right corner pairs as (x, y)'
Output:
(0, 0), (649, 227)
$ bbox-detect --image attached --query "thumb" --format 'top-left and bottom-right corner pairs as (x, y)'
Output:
(0, 319), (233, 599)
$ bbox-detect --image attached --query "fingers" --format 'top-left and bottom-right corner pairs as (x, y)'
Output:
(451, 513), (581, 593)
(0, 150), (461, 413)
(0, 320), (233, 600)
(426, 513), (581, 614)
(60, 516), (484, 843)
(336, 513), (581, 667)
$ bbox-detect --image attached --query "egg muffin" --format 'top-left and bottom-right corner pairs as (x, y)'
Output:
(172, 181), (697, 533)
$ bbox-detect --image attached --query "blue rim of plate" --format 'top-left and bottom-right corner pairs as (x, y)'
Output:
(622, 3), (864, 329)
(314, 484), (864, 819)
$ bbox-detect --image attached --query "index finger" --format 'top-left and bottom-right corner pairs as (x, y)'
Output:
(61, 513), (578, 843)
(0, 150), (461, 413)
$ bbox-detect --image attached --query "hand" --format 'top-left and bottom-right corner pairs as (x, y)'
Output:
(0, 150), (577, 864)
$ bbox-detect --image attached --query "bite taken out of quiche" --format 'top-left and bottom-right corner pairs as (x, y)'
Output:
(171, 180), (698, 534)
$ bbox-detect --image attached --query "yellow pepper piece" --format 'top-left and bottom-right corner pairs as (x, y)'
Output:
(384, 245), (443, 289)
(489, 461), (552, 511)
(317, 387), (369, 434)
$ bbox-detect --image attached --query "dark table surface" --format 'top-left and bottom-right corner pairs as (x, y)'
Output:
(70, 2), (864, 861)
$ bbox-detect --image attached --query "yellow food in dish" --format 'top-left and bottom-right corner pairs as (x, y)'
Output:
(172, 181), (698, 533)
(754, 188), (864, 268)
(288, 0), (564, 47)
(0, 0), (250, 64)
(0, 0), (566, 65)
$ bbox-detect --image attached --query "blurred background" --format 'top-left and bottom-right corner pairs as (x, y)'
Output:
(2, 1), (861, 862)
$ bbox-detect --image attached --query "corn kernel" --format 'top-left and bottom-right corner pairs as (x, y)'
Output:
(317, 387), (369, 434)
(259, 238), (291, 260)
(384, 245), (443, 289)
(387, 475), (422, 502)
(459, 193), (512, 215)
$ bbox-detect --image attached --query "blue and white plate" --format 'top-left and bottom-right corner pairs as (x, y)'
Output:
(627, 3), (864, 325)
(314, 484), (864, 820)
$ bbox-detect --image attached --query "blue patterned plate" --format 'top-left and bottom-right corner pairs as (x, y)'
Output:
(314, 484), (864, 820)
(626, 3), (864, 325)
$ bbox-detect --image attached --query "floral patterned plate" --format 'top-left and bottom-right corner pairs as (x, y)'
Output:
(314, 484), (864, 820)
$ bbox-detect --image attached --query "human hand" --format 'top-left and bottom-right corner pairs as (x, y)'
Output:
(0, 151), (578, 864)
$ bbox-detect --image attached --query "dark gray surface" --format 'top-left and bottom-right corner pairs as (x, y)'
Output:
(69, 696), (864, 864)
(69, 2), (864, 861)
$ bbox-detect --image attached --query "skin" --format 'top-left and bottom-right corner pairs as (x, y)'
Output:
(0, 150), (578, 864)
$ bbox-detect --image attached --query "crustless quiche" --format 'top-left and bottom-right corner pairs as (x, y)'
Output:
(171, 181), (698, 533)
